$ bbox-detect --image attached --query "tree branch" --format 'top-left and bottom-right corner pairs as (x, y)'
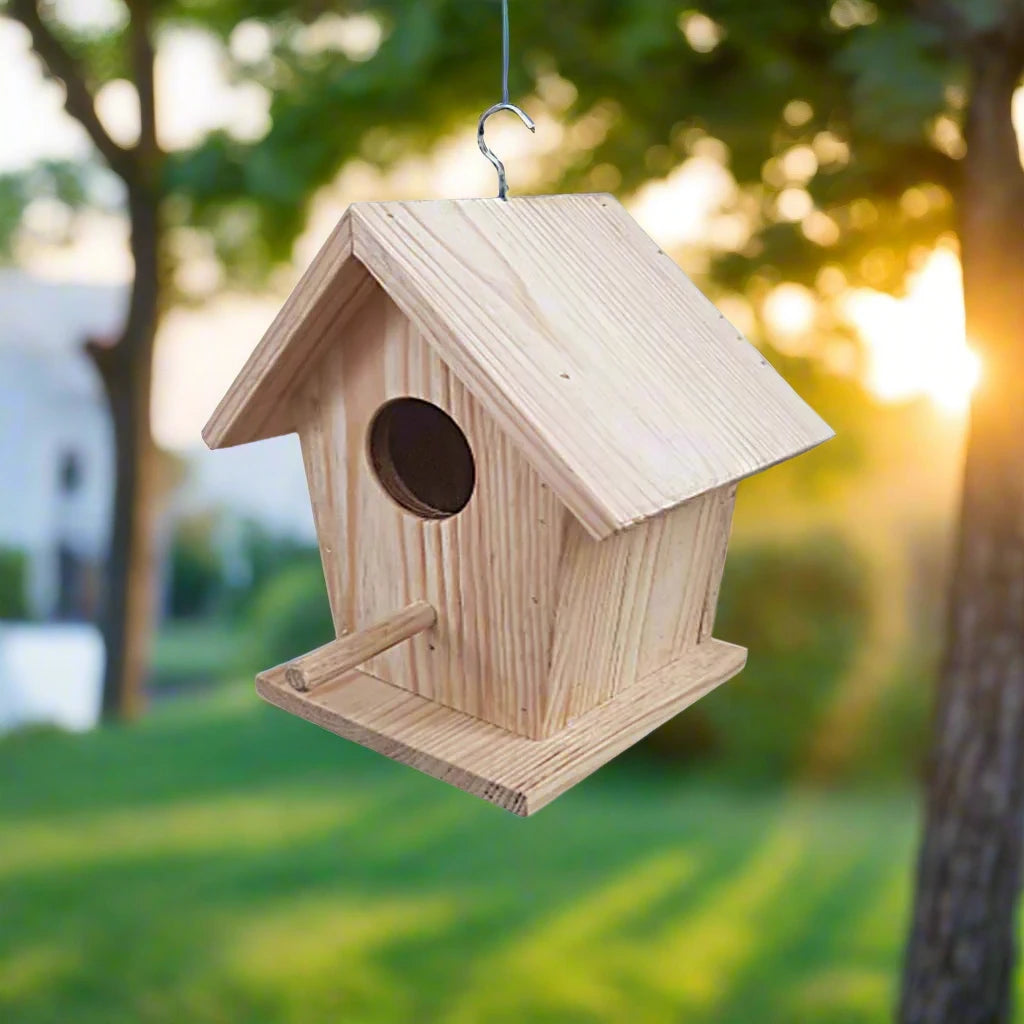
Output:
(7, 0), (135, 180)
(127, 0), (158, 169)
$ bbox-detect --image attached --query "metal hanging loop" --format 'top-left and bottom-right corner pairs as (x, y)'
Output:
(477, 102), (536, 201)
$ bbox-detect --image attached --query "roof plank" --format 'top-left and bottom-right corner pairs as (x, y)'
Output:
(350, 195), (832, 538)
(203, 209), (376, 450)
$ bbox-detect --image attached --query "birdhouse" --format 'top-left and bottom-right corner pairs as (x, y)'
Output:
(204, 194), (832, 816)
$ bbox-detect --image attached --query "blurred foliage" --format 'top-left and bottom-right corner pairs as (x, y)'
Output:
(646, 534), (873, 779)
(0, 175), (27, 259)
(161, 514), (329, 679)
(3, 0), (961, 300)
(0, 159), (95, 258)
(167, 515), (223, 619)
(0, 547), (29, 620)
(846, 651), (932, 784)
(243, 559), (334, 670)
(225, 520), (322, 618)
(165, 514), (322, 623)
(164, 0), (961, 300)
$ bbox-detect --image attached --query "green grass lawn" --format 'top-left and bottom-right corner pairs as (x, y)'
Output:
(0, 682), (920, 1024)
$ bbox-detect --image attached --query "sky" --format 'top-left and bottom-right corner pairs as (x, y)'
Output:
(0, 10), (1005, 450)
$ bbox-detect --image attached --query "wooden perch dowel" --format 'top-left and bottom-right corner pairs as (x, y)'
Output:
(285, 601), (436, 693)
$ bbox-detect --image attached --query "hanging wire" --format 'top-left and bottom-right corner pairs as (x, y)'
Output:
(478, 0), (535, 200)
(501, 0), (510, 105)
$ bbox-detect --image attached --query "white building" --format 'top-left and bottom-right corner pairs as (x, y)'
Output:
(0, 272), (123, 733)
(0, 271), (317, 732)
(0, 271), (124, 619)
(0, 271), (318, 622)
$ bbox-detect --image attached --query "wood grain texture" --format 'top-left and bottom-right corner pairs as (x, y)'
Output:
(544, 484), (736, 734)
(351, 195), (833, 539)
(257, 638), (748, 816)
(203, 210), (377, 449)
(294, 285), (568, 739)
(698, 484), (738, 642)
(284, 601), (436, 693)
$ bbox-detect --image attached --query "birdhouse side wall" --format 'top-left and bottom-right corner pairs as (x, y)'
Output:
(695, 485), (737, 645)
(542, 484), (737, 734)
(294, 285), (568, 739)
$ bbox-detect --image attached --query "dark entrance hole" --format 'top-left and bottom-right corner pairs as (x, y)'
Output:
(368, 398), (476, 520)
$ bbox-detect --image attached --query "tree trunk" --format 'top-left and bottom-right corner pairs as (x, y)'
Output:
(91, 183), (161, 720)
(900, 43), (1024, 1024)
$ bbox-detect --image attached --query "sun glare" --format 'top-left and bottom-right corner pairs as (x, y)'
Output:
(845, 248), (981, 414)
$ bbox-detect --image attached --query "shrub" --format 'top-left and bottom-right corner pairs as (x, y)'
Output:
(223, 520), (321, 619)
(166, 514), (324, 624)
(0, 548), (29, 620)
(167, 516), (223, 619)
(243, 560), (335, 671)
(643, 533), (871, 780)
(847, 651), (932, 784)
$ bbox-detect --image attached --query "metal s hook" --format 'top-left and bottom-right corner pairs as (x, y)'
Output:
(477, 0), (534, 200)
(477, 102), (536, 201)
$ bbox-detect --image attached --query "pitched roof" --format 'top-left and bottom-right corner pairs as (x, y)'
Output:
(204, 194), (832, 540)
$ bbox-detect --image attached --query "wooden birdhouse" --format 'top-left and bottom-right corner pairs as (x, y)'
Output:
(204, 194), (832, 816)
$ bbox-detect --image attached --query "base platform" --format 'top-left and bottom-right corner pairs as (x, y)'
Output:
(256, 639), (747, 816)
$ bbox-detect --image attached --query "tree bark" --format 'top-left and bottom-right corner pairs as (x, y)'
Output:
(6, 0), (163, 718)
(91, 182), (160, 720)
(91, 0), (162, 720)
(900, 42), (1024, 1024)
(10, 0), (163, 718)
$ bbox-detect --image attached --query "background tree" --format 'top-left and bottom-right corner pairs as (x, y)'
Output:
(1, 0), (1021, 1018)
(0, 0), (527, 719)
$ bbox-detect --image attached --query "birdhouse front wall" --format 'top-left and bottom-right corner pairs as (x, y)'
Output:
(294, 285), (569, 739)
